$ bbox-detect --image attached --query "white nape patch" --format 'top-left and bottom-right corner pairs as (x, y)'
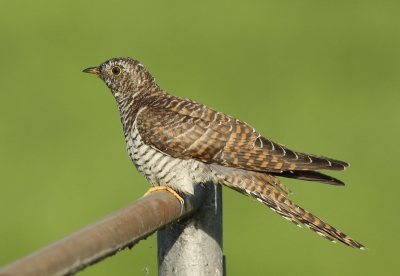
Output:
(308, 156), (313, 163)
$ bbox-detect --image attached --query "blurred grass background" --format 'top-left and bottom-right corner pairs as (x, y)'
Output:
(0, 1), (399, 275)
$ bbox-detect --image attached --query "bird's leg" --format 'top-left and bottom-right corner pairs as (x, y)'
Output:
(143, 186), (184, 204)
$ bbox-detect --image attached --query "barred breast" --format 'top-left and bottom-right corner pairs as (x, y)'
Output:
(126, 119), (213, 194)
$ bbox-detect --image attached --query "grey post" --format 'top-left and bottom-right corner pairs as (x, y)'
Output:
(158, 181), (224, 276)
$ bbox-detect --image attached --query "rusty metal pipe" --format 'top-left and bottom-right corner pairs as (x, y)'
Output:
(0, 185), (205, 276)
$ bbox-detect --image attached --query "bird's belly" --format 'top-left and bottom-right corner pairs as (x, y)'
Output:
(125, 125), (212, 194)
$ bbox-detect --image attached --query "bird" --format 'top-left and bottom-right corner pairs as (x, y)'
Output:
(83, 57), (365, 249)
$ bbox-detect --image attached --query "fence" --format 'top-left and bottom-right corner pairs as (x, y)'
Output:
(0, 182), (224, 276)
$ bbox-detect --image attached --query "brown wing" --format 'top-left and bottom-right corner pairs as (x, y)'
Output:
(136, 99), (349, 174)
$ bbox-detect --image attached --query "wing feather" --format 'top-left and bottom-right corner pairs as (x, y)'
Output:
(137, 99), (349, 175)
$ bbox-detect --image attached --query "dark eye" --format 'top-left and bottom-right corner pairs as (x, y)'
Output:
(110, 66), (122, 76)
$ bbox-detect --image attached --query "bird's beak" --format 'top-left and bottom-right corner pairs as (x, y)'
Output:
(83, 67), (103, 76)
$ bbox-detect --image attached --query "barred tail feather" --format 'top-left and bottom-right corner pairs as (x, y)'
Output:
(250, 184), (365, 249)
(209, 164), (365, 249)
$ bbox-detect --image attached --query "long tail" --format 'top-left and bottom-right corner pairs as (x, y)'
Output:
(209, 165), (365, 249)
(250, 181), (365, 249)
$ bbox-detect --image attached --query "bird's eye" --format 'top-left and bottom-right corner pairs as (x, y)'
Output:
(110, 66), (122, 76)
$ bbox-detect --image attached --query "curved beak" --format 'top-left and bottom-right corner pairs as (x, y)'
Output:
(82, 67), (101, 75)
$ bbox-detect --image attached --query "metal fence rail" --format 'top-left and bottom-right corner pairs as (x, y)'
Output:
(0, 183), (221, 276)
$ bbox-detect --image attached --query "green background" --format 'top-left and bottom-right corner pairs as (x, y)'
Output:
(1, 1), (399, 275)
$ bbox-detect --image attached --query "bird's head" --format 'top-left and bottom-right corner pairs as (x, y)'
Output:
(83, 57), (157, 101)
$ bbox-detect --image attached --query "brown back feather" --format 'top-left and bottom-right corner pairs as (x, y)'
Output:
(137, 96), (348, 177)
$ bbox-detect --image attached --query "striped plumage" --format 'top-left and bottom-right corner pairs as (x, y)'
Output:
(83, 57), (365, 250)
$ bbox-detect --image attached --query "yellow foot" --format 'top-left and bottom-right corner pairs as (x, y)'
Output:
(143, 186), (184, 205)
